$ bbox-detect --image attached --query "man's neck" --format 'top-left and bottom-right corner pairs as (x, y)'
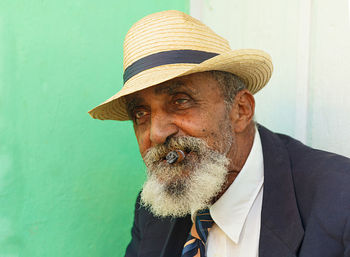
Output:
(213, 123), (256, 203)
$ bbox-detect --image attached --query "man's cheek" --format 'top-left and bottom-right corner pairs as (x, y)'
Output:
(135, 133), (149, 156)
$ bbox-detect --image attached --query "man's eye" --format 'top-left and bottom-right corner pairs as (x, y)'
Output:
(135, 110), (147, 119)
(174, 98), (189, 105)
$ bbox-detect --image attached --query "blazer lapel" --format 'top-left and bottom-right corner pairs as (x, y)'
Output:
(258, 125), (304, 257)
(160, 215), (192, 257)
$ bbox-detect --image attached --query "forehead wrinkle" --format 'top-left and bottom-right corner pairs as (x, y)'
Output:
(125, 78), (199, 113)
(154, 80), (187, 95)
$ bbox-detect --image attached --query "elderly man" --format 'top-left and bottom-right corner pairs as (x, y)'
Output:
(89, 10), (350, 257)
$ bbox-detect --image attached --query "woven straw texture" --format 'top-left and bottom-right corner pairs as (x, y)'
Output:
(89, 10), (273, 121)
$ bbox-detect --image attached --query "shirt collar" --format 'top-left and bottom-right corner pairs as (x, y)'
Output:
(209, 129), (264, 243)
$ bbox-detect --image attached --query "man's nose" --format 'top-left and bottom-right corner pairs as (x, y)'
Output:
(149, 112), (178, 146)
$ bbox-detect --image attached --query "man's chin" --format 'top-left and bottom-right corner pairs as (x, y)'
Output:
(154, 171), (191, 186)
(140, 163), (229, 218)
(140, 178), (192, 218)
(141, 135), (231, 218)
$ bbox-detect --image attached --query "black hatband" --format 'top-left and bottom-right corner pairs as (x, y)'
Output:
(123, 49), (219, 83)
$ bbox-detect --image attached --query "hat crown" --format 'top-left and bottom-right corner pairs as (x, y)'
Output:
(88, 10), (272, 121)
(123, 10), (231, 71)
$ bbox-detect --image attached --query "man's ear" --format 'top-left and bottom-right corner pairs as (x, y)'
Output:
(229, 90), (255, 133)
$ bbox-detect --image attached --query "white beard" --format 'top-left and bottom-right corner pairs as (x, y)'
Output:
(140, 136), (230, 218)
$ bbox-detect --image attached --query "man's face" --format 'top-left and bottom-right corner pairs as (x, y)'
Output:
(128, 72), (234, 156)
(126, 72), (236, 217)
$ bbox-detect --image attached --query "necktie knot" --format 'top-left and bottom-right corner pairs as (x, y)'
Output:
(182, 209), (214, 257)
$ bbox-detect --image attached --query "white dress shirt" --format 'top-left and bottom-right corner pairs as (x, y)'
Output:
(207, 129), (264, 257)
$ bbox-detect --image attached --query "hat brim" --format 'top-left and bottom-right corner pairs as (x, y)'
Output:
(88, 49), (273, 121)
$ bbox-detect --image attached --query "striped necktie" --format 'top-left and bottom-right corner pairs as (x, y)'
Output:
(181, 209), (214, 257)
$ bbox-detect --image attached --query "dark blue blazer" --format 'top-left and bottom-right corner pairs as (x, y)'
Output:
(125, 125), (350, 257)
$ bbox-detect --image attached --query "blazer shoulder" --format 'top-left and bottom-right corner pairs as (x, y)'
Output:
(275, 130), (350, 238)
(276, 132), (350, 178)
(259, 125), (350, 246)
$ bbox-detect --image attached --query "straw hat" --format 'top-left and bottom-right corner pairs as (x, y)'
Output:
(88, 10), (273, 121)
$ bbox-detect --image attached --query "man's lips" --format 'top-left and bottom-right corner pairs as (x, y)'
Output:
(165, 150), (186, 164)
(159, 148), (193, 164)
(158, 151), (200, 166)
(146, 146), (199, 167)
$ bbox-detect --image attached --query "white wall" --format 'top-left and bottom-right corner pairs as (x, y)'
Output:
(191, 0), (350, 157)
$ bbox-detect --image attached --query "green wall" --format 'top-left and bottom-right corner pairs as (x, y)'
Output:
(0, 1), (188, 256)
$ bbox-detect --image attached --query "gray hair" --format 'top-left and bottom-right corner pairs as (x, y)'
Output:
(208, 71), (246, 105)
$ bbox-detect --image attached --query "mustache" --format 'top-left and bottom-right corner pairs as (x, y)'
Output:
(143, 136), (207, 166)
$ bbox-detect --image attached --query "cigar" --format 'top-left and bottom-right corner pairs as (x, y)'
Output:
(166, 150), (186, 164)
